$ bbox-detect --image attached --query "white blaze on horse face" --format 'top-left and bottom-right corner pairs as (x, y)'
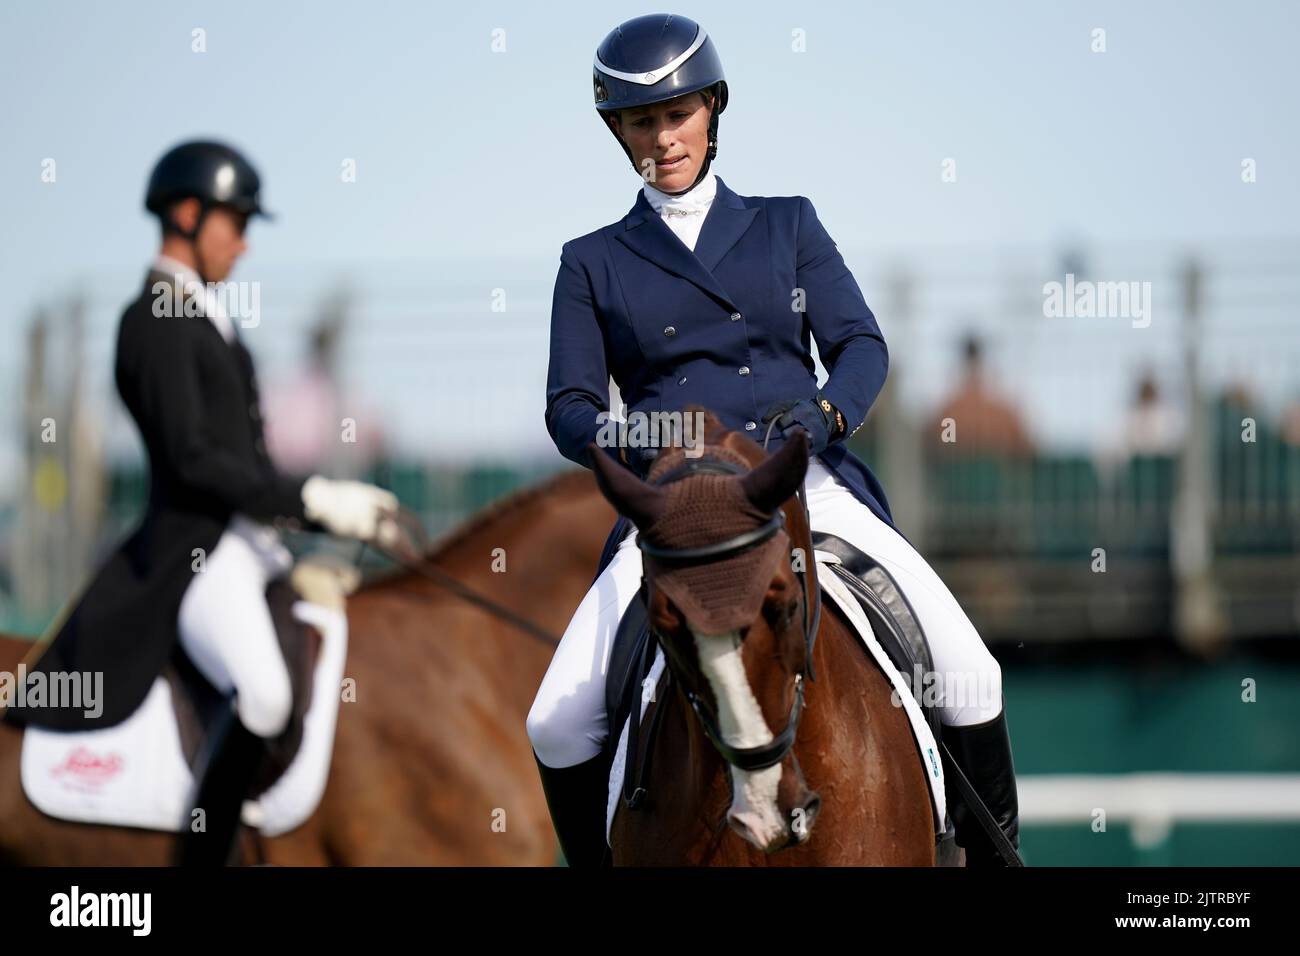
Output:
(692, 629), (787, 850)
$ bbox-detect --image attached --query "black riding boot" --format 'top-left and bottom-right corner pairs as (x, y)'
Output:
(175, 706), (267, 866)
(941, 703), (1021, 867)
(533, 750), (612, 867)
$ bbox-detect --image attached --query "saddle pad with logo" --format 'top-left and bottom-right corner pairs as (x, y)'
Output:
(20, 600), (347, 838)
(606, 553), (946, 843)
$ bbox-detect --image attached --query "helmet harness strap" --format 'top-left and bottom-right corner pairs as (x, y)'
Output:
(163, 200), (213, 283)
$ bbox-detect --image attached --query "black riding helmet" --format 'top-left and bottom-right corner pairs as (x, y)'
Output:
(145, 140), (272, 240)
(593, 14), (728, 193)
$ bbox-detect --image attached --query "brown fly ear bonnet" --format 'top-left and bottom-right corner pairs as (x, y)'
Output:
(588, 429), (810, 636)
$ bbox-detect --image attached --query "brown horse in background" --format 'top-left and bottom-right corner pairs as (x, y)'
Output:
(0, 469), (614, 865)
(592, 413), (937, 865)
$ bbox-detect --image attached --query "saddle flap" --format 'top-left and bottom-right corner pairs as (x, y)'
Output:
(603, 588), (679, 810)
(604, 586), (650, 743)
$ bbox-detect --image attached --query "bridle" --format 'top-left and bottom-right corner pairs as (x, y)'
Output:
(637, 453), (820, 773)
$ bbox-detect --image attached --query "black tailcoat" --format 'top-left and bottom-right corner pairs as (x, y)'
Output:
(3, 271), (314, 730)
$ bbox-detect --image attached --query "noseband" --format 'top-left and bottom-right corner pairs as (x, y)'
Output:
(638, 455), (820, 773)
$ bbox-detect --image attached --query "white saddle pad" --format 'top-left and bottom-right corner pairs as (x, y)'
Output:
(607, 553), (947, 844)
(20, 600), (347, 838)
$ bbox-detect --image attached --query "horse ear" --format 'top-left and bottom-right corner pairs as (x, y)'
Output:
(739, 429), (810, 513)
(588, 444), (667, 530)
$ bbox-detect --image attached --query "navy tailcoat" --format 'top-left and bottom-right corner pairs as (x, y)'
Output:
(544, 175), (896, 571)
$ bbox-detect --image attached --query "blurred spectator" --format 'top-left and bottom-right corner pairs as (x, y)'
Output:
(263, 310), (385, 479)
(931, 334), (1033, 457)
(263, 320), (342, 474)
(1121, 371), (1183, 456)
(1094, 369), (1183, 479)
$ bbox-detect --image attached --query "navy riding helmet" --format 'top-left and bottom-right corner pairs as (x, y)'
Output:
(145, 140), (272, 239)
(593, 14), (728, 192)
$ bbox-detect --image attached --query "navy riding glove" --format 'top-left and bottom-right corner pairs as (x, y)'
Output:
(761, 397), (838, 456)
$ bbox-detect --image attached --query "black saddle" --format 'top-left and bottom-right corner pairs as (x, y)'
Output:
(604, 531), (947, 829)
(810, 531), (942, 744)
(602, 583), (671, 813)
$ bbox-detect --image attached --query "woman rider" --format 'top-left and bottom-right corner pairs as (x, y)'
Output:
(527, 14), (1019, 866)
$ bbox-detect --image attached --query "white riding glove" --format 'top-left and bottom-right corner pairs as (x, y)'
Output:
(301, 476), (400, 546)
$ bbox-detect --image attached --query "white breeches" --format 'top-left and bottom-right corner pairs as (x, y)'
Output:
(527, 457), (1004, 769)
(178, 517), (295, 739)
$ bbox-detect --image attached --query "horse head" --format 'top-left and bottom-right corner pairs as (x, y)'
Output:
(589, 406), (822, 852)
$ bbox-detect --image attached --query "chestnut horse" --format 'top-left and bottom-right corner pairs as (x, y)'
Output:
(0, 469), (614, 865)
(591, 413), (938, 865)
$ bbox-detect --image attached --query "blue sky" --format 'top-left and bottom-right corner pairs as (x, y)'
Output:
(1, 0), (1298, 466)
(4, 0), (1296, 278)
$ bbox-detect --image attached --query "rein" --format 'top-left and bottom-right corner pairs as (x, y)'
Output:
(357, 506), (561, 648)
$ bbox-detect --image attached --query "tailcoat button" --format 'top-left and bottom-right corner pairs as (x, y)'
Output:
(738, 366), (750, 376)
(677, 375), (687, 386)
(744, 421), (757, 431)
(730, 312), (742, 322)
(663, 326), (676, 337)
